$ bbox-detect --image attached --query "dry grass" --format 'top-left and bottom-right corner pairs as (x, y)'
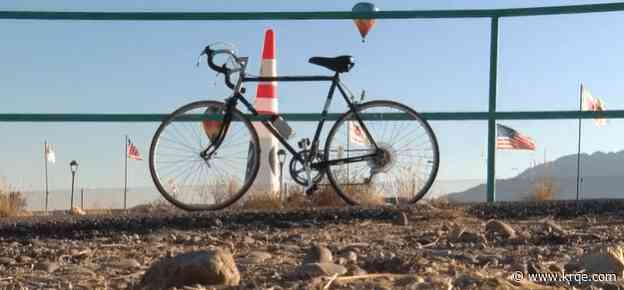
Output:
(239, 192), (283, 210)
(0, 189), (27, 217)
(131, 197), (180, 214)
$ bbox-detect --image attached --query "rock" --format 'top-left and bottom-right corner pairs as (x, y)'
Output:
(448, 226), (485, 243)
(454, 274), (480, 289)
(573, 244), (624, 277)
(239, 251), (272, 264)
(294, 263), (347, 278)
(0, 257), (15, 265)
(485, 220), (517, 239)
(243, 236), (256, 244)
(138, 248), (240, 290)
(16, 256), (32, 264)
(475, 255), (500, 267)
(303, 244), (333, 264)
(34, 261), (60, 273)
(347, 265), (367, 276)
(543, 220), (567, 236)
(110, 258), (141, 269)
(429, 249), (452, 257)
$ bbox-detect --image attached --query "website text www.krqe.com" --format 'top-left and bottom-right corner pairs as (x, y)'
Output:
(511, 270), (617, 284)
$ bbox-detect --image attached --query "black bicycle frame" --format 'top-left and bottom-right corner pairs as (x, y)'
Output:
(223, 72), (379, 170)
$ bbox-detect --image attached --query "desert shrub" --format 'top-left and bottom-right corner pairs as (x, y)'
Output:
(530, 174), (558, 201)
(0, 188), (28, 217)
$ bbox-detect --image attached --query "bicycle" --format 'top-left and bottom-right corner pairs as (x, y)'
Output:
(149, 44), (440, 211)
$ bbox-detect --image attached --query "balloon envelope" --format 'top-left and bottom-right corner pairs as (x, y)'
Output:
(352, 2), (378, 41)
(202, 105), (223, 142)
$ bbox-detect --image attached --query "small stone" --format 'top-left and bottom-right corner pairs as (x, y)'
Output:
(475, 254), (500, 267)
(347, 265), (367, 276)
(34, 261), (60, 273)
(239, 251), (272, 264)
(211, 218), (223, 227)
(429, 250), (452, 257)
(112, 258), (142, 269)
(485, 219), (517, 239)
(448, 225), (485, 243)
(344, 251), (358, 263)
(543, 220), (567, 236)
(295, 263), (347, 278)
(138, 248), (240, 290)
(303, 244), (333, 264)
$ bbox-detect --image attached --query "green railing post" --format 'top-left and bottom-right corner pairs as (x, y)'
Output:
(486, 16), (499, 203)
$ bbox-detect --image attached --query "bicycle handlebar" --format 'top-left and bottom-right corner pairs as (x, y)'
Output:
(202, 46), (241, 90)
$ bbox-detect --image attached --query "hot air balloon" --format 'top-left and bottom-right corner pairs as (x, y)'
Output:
(202, 105), (223, 143)
(352, 2), (378, 42)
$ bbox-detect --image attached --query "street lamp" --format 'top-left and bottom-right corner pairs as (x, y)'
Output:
(69, 160), (78, 209)
(277, 149), (287, 202)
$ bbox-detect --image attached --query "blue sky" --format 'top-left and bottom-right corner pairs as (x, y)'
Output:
(2, 0), (624, 207)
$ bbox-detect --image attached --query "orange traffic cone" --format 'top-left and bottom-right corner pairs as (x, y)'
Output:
(255, 29), (277, 115)
(249, 29), (280, 195)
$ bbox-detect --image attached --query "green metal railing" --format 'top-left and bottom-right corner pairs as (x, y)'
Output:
(2, 2), (624, 202)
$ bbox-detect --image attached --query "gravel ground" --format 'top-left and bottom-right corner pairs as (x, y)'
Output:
(1, 200), (624, 289)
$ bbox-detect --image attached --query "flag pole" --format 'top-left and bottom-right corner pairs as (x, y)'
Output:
(44, 140), (49, 214)
(576, 84), (583, 204)
(124, 135), (128, 210)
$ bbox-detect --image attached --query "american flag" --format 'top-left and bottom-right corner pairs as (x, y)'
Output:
(45, 143), (56, 164)
(496, 124), (536, 150)
(349, 121), (369, 145)
(581, 84), (607, 127)
(127, 139), (143, 161)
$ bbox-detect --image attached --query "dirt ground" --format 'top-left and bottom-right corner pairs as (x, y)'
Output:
(0, 201), (623, 290)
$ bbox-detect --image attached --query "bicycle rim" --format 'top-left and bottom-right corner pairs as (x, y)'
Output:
(325, 100), (439, 206)
(149, 100), (260, 211)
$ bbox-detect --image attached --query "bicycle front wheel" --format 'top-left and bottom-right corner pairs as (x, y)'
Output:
(149, 100), (260, 211)
(324, 100), (439, 206)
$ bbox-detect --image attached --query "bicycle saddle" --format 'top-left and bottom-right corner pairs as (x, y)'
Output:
(308, 55), (354, 73)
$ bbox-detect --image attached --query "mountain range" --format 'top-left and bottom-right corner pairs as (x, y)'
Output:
(446, 150), (624, 202)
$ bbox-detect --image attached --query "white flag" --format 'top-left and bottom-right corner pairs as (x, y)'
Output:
(45, 144), (56, 164)
(348, 121), (369, 145)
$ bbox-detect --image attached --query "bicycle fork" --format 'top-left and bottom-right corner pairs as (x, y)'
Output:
(199, 98), (237, 163)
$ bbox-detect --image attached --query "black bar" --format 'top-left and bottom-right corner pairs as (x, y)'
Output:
(243, 76), (334, 82)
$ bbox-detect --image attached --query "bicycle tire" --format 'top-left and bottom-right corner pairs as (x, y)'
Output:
(324, 100), (439, 206)
(149, 100), (260, 211)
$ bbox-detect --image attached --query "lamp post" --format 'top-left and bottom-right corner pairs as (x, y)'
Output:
(277, 149), (286, 202)
(69, 160), (78, 209)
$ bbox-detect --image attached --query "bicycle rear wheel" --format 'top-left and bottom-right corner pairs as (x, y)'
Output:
(324, 100), (439, 206)
(149, 100), (260, 211)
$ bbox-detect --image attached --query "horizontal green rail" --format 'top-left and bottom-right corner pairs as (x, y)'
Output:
(1, 2), (624, 21)
(0, 110), (620, 122)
